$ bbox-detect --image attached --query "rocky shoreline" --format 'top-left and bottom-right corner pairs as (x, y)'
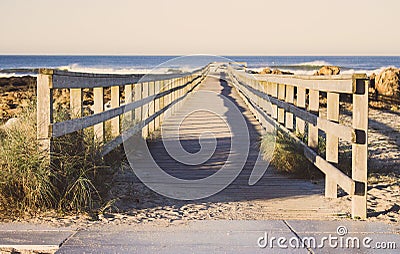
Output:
(0, 76), (36, 123)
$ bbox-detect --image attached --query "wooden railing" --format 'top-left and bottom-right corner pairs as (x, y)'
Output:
(37, 66), (210, 157)
(227, 65), (369, 219)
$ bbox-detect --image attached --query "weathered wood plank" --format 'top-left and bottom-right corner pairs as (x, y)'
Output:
(148, 81), (155, 133)
(271, 82), (278, 119)
(351, 78), (369, 219)
(51, 67), (207, 89)
(325, 92), (340, 198)
(111, 86), (120, 137)
(285, 85), (294, 130)
(308, 89), (319, 150)
(124, 84), (133, 127)
(70, 88), (82, 118)
(255, 74), (356, 93)
(296, 87), (306, 135)
(238, 81), (354, 141)
(51, 95), (152, 138)
(134, 83), (142, 122)
(142, 82), (149, 138)
(37, 71), (53, 153)
(93, 87), (104, 142)
(155, 80), (161, 128)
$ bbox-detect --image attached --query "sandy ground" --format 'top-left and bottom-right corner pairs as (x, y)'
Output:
(10, 160), (397, 229)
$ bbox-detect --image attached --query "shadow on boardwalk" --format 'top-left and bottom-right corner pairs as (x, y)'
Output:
(109, 71), (348, 221)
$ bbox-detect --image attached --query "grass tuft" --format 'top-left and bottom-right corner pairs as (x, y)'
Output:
(0, 101), (119, 217)
(261, 130), (323, 180)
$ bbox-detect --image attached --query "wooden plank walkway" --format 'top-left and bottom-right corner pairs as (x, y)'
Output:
(126, 69), (350, 220)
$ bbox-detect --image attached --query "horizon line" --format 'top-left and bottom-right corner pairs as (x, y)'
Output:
(1, 53), (400, 57)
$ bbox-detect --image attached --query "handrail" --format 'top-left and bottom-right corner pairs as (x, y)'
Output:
(37, 65), (210, 157)
(45, 67), (206, 89)
(227, 64), (369, 220)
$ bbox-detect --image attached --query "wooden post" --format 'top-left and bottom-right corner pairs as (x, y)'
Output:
(37, 69), (53, 154)
(155, 80), (161, 128)
(124, 84), (133, 129)
(159, 80), (165, 123)
(70, 88), (83, 118)
(93, 87), (104, 142)
(168, 79), (173, 116)
(111, 86), (120, 137)
(70, 87), (83, 148)
(134, 83), (142, 123)
(351, 77), (368, 219)
(296, 87), (306, 135)
(285, 85), (294, 130)
(261, 81), (269, 112)
(256, 79), (262, 109)
(278, 84), (285, 124)
(308, 89), (319, 150)
(172, 78), (178, 113)
(148, 81), (155, 133)
(265, 81), (273, 116)
(271, 82), (278, 120)
(142, 82), (149, 138)
(325, 92), (340, 198)
(177, 77), (182, 109)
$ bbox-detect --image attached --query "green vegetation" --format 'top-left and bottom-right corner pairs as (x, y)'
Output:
(0, 103), (119, 217)
(261, 130), (323, 180)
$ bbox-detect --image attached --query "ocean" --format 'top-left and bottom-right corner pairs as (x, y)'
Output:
(0, 55), (399, 77)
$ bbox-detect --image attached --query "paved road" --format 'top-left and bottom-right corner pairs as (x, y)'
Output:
(0, 220), (399, 253)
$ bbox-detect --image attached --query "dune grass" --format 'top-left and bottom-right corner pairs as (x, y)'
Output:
(0, 103), (119, 217)
(261, 130), (324, 180)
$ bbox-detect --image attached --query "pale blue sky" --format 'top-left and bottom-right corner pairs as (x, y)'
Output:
(0, 0), (399, 55)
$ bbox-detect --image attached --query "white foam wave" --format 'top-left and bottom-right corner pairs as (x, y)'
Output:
(295, 60), (332, 67)
(340, 66), (398, 76)
(0, 73), (37, 78)
(56, 63), (198, 75)
(248, 66), (398, 76)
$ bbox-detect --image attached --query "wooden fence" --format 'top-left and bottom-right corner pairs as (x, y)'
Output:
(37, 66), (209, 157)
(227, 65), (369, 219)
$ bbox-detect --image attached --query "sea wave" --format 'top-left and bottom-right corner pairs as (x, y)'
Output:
(0, 73), (36, 78)
(294, 60), (333, 67)
(249, 66), (398, 76)
(57, 63), (198, 75)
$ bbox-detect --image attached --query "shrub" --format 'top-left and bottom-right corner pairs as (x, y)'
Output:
(0, 105), (55, 214)
(0, 102), (117, 216)
(261, 130), (323, 180)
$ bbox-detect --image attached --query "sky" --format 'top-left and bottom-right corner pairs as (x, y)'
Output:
(0, 0), (399, 55)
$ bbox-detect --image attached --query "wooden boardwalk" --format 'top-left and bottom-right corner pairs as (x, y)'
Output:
(128, 69), (349, 219)
(37, 63), (368, 219)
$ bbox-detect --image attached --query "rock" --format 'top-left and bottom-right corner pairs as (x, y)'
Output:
(271, 69), (293, 75)
(259, 68), (293, 75)
(246, 69), (259, 74)
(314, 66), (341, 75)
(375, 67), (400, 97)
(53, 89), (70, 111)
(260, 68), (272, 74)
(0, 76), (36, 122)
(0, 76), (36, 93)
